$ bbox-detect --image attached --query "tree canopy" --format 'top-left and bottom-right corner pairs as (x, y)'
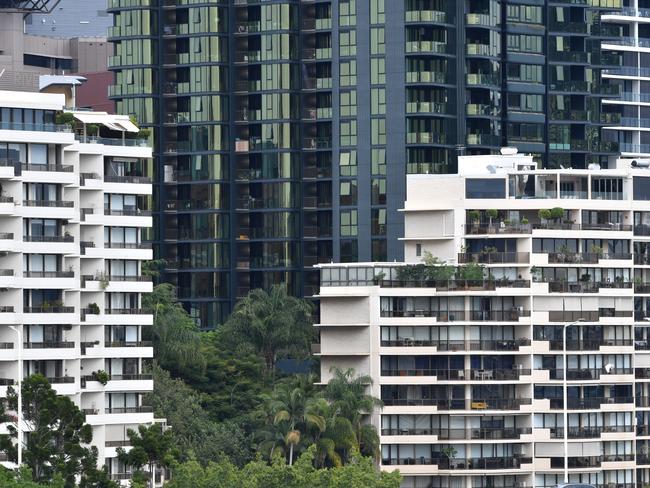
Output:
(220, 285), (314, 374)
(165, 446), (401, 488)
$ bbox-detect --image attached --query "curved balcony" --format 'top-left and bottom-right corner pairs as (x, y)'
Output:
(381, 427), (531, 440)
(382, 456), (531, 469)
(381, 368), (531, 381)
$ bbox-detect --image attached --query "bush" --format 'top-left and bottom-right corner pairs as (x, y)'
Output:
(87, 303), (100, 314)
(538, 209), (552, 221)
(92, 370), (110, 385)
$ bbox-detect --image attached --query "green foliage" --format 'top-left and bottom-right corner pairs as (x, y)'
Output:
(468, 210), (481, 222)
(456, 262), (485, 282)
(142, 284), (205, 375)
(165, 446), (401, 488)
(87, 302), (100, 314)
(538, 208), (552, 221)
(0, 467), (65, 487)
(180, 329), (268, 422)
(55, 112), (75, 126)
(86, 124), (100, 137)
(220, 285), (314, 374)
(92, 370), (109, 385)
(421, 252), (455, 281)
(3, 375), (114, 488)
(394, 264), (427, 282)
(550, 207), (564, 221)
(486, 209), (498, 225)
(141, 259), (166, 279)
(147, 363), (252, 466)
(117, 424), (175, 487)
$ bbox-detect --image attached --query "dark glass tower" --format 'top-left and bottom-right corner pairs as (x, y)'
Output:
(108, 0), (626, 329)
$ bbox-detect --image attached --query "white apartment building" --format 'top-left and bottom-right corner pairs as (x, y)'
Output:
(0, 90), (155, 483)
(317, 151), (650, 488)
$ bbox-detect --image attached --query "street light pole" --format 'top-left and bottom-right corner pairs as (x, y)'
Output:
(562, 318), (584, 483)
(8, 325), (21, 467)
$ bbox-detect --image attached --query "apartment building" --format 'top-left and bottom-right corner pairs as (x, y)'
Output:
(107, 0), (630, 328)
(601, 3), (650, 163)
(317, 151), (650, 488)
(0, 90), (155, 483)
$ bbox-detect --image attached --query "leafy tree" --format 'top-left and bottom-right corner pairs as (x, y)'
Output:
(422, 252), (455, 281)
(142, 283), (205, 375)
(220, 285), (314, 374)
(117, 424), (174, 488)
(3, 375), (110, 488)
(164, 446), (401, 488)
(147, 363), (252, 466)
(538, 208), (552, 222)
(180, 331), (268, 422)
(486, 208), (498, 227)
(456, 262), (485, 282)
(550, 207), (564, 222)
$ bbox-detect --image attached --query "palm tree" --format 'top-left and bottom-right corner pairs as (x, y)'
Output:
(323, 367), (383, 460)
(223, 285), (313, 375)
(271, 384), (325, 465)
(142, 283), (205, 374)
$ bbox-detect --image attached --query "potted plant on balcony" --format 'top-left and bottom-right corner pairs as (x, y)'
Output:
(457, 262), (485, 289)
(441, 446), (459, 469)
(550, 207), (564, 224)
(423, 252), (455, 285)
(97, 271), (109, 290)
(92, 370), (109, 386)
(530, 266), (542, 282)
(372, 271), (386, 285)
(590, 244), (604, 258)
(558, 244), (572, 263)
(538, 208), (552, 227)
(87, 303), (100, 315)
(486, 209), (498, 232)
(468, 210), (481, 230)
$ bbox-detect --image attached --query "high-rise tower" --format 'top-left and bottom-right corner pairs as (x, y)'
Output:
(108, 1), (627, 328)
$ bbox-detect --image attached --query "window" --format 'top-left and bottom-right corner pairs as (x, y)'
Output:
(371, 28), (385, 54)
(340, 150), (357, 176)
(416, 243), (422, 257)
(372, 239), (387, 261)
(340, 210), (358, 236)
(370, 58), (385, 84)
(340, 90), (357, 117)
(340, 239), (358, 262)
(634, 177), (650, 201)
(506, 5), (542, 24)
(340, 120), (357, 146)
(340, 60), (357, 86)
(507, 93), (543, 113)
(371, 119), (386, 145)
(340, 30), (357, 57)
(372, 208), (386, 235)
(340, 180), (358, 205)
(372, 178), (386, 204)
(507, 34), (543, 54)
(370, 0), (385, 24)
(371, 88), (386, 115)
(507, 63), (543, 83)
(339, 0), (356, 26)
(465, 178), (506, 199)
(372, 148), (386, 175)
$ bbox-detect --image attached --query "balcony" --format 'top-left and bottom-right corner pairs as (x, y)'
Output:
(381, 427), (531, 440)
(24, 341), (74, 349)
(382, 456), (531, 469)
(405, 41), (450, 55)
(375, 278), (530, 290)
(382, 397), (531, 410)
(23, 200), (74, 208)
(104, 175), (152, 184)
(380, 309), (530, 321)
(546, 281), (632, 293)
(547, 252), (631, 263)
(457, 252), (528, 264)
(381, 368), (531, 381)
(106, 341), (153, 348)
(104, 209), (152, 216)
(381, 339), (531, 351)
(21, 164), (73, 173)
(104, 309), (150, 315)
(23, 235), (74, 243)
(0, 121), (71, 133)
(105, 406), (153, 414)
(548, 339), (632, 351)
(75, 135), (149, 147)
(23, 306), (74, 313)
(23, 271), (74, 278)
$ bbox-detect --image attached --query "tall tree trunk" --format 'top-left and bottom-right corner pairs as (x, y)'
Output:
(289, 442), (294, 466)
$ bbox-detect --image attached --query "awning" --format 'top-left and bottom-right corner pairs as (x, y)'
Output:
(72, 112), (140, 133)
